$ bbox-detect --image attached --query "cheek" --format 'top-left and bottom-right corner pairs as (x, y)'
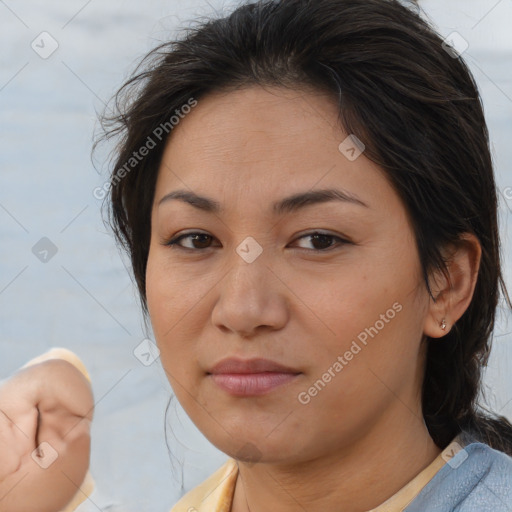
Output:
(145, 249), (205, 384)
(305, 255), (421, 374)
(146, 251), (183, 363)
(145, 252), (167, 333)
(145, 248), (190, 330)
(146, 245), (211, 312)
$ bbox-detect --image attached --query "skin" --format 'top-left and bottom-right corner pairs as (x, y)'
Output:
(146, 85), (481, 512)
(0, 359), (93, 512)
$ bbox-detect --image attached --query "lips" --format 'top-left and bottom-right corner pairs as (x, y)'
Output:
(207, 357), (302, 396)
(207, 357), (300, 375)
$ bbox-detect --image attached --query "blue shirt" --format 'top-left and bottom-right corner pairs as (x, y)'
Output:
(405, 434), (512, 511)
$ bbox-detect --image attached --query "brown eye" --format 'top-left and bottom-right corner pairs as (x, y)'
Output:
(163, 231), (350, 252)
(164, 232), (216, 250)
(292, 232), (349, 251)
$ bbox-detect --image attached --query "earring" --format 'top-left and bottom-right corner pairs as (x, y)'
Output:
(440, 318), (447, 330)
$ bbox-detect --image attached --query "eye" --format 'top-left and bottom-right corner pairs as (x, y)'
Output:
(292, 231), (350, 251)
(163, 232), (217, 250)
(162, 231), (350, 252)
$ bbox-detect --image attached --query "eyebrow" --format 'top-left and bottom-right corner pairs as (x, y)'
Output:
(157, 188), (369, 215)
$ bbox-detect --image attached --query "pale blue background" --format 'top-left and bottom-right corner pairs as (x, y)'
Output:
(0, 1), (511, 510)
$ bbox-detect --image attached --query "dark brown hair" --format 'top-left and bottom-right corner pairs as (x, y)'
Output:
(96, 0), (512, 454)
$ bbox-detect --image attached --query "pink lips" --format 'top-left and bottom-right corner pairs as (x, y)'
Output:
(207, 357), (301, 396)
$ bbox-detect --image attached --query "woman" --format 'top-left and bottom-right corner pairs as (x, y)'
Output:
(98, 0), (512, 509)
(1, 0), (511, 510)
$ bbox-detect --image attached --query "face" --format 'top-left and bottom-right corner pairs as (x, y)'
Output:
(146, 85), (431, 465)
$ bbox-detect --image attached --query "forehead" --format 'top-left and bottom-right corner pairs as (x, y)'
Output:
(154, 85), (398, 218)
(163, 85), (342, 165)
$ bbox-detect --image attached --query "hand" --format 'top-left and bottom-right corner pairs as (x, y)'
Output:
(0, 358), (94, 512)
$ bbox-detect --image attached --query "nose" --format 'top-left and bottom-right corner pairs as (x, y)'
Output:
(211, 251), (289, 339)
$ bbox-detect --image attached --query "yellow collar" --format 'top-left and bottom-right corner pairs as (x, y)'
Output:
(170, 439), (457, 512)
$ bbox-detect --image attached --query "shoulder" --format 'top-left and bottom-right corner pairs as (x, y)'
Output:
(406, 439), (512, 512)
(453, 440), (512, 510)
(169, 458), (238, 512)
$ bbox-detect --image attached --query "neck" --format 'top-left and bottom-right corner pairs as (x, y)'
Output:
(231, 408), (442, 512)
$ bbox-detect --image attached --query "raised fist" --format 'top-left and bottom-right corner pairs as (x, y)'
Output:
(0, 353), (94, 512)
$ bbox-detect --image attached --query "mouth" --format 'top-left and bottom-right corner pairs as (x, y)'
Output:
(206, 357), (302, 396)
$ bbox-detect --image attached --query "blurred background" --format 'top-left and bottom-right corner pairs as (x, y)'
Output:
(0, 0), (511, 510)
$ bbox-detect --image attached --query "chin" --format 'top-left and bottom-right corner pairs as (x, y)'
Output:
(214, 433), (306, 466)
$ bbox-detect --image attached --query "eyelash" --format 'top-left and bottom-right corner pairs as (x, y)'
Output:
(162, 231), (351, 252)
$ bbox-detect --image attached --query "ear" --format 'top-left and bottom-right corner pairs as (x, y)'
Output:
(423, 232), (482, 339)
